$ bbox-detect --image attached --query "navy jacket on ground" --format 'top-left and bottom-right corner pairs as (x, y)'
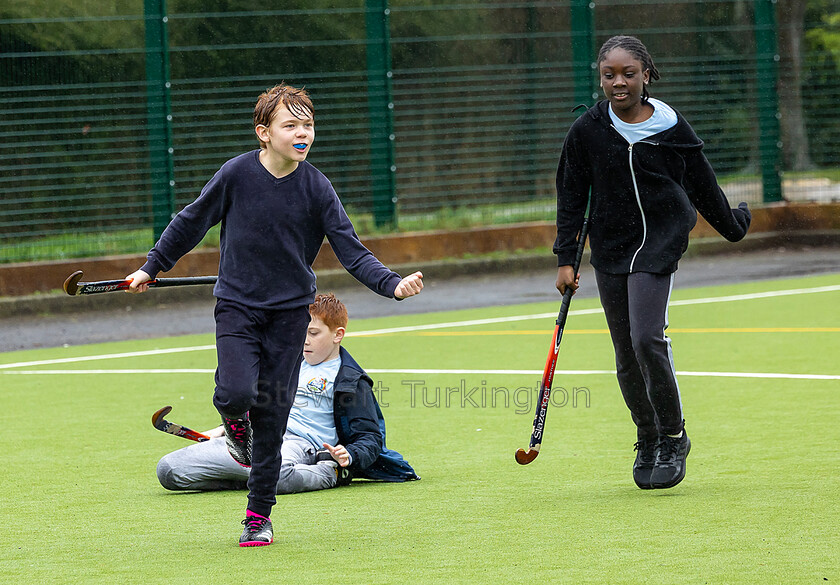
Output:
(334, 346), (419, 482)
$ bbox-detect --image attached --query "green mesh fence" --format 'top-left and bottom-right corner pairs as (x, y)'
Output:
(1, 0), (837, 265)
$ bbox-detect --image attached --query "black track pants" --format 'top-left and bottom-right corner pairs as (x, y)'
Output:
(212, 298), (310, 518)
(595, 270), (684, 439)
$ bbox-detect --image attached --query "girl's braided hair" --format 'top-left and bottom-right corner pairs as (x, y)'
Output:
(597, 36), (661, 102)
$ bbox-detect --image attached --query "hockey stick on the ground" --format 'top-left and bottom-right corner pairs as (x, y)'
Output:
(152, 406), (211, 443)
(515, 218), (589, 465)
(63, 270), (217, 296)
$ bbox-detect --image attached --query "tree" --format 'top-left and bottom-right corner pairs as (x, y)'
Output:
(777, 0), (815, 170)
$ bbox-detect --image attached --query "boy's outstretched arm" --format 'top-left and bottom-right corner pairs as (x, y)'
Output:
(394, 271), (424, 299)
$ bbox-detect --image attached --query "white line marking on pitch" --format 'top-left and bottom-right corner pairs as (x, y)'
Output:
(0, 284), (837, 370)
(371, 369), (840, 380)
(0, 345), (216, 370)
(2, 369), (837, 381)
(346, 284), (840, 337)
(0, 369), (216, 375)
(344, 308), (604, 337)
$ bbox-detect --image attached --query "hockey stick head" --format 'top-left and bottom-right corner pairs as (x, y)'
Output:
(514, 447), (540, 465)
(152, 406), (173, 430)
(63, 270), (84, 296)
(151, 405), (211, 442)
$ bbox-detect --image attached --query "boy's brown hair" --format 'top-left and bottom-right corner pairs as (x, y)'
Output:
(309, 293), (348, 331)
(253, 84), (314, 148)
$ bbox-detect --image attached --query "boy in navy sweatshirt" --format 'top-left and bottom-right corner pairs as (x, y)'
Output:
(126, 84), (423, 546)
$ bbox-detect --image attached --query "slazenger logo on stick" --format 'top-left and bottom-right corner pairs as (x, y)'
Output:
(83, 284), (123, 293)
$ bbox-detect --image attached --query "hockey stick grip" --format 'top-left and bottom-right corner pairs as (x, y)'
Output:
(150, 276), (218, 288)
(556, 218), (590, 330)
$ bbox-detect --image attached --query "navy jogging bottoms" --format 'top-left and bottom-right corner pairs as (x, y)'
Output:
(595, 271), (685, 439)
(212, 298), (310, 517)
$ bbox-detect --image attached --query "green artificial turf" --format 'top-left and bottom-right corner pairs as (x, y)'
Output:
(0, 274), (838, 584)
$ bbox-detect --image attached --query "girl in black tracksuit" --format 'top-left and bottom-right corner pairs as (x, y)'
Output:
(554, 36), (751, 490)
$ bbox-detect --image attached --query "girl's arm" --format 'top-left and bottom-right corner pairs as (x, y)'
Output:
(555, 265), (580, 295)
(554, 130), (592, 266)
(682, 150), (751, 242)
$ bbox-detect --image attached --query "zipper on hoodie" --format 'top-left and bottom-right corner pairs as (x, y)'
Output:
(610, 124), (660, 272)
(627, 143), (646, 273)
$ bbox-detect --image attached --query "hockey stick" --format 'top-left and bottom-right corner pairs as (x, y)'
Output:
(63, 270), (216, 296)
(152, 406), (211, 443)
(515, 218), (589, 465)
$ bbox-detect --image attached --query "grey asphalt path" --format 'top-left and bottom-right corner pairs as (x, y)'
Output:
(1, 246), (838, 354)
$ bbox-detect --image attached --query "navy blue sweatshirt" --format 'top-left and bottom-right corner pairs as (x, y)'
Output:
(141, 151), (402, 309)
(554, 101), (751, 274)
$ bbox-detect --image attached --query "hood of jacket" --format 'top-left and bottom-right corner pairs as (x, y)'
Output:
(586, 100), (704, 150)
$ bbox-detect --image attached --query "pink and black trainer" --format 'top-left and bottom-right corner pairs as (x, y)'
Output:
(239, 510), (273, 547)
(223, 415), (252, 468)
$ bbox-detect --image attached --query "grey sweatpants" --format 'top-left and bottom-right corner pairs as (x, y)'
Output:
(156, 433), (337, 494)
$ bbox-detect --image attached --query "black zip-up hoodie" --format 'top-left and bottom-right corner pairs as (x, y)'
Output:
(554, 100), (751, 274)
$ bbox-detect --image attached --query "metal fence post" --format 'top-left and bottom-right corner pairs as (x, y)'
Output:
(365, 0), (397, 228)
(144, 0), (176, 240)
(571, 0), (596, 107)
(753, 0), (783, 203)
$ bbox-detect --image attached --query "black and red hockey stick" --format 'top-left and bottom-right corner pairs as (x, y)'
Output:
(63, 270), (216, 296)
(515, 218), (589, 465)
(152, 406), (211, 442)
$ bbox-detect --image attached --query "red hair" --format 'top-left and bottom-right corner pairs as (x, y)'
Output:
(309, 293), (348, 330)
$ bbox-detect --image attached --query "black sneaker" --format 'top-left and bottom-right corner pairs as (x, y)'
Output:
(239, 514), (273, 547)
(650, 432), (691, 489)
(632, 438), (657, 489)
(223, 416), (252, 468)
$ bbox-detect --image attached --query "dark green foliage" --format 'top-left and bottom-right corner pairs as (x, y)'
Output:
(0, 1), (836, 264)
